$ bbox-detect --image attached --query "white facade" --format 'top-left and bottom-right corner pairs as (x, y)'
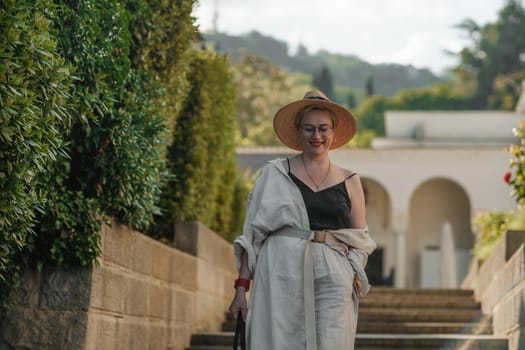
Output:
(236, 110), (523, 288)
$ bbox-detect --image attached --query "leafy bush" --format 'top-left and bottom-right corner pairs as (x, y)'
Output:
(0, 0), (72, 308)
(125, 0), (198, 128)
(471, 211), (512, 261)
(155, 50), (238, 239)
(28, 0), (171, 269)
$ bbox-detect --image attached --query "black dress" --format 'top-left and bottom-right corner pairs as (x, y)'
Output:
(287, 158), (356, 230)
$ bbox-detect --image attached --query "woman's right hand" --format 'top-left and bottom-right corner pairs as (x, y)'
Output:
(229, 288), (248, 321)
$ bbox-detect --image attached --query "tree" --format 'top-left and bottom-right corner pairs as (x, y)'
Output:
(233, 52), (310, 146)
(313, 66), (334, 99)
(347, 92), (357, 108)
(454, 0), (525, 107)
(365, 75), (375, 96)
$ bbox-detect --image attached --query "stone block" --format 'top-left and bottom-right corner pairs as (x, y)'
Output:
(174, 221), (236, 271)
(10, 269), (41, 307)
(197, 259), (217, 294)
(169, 324), (192, 350)
(151, 240), (172, 282)
(90, 265), (125, 314)
(115, 318), (131, 350)
(127, 320), (149, 350)
(85, 313), (117, 350)
(171, 250), (197, 291)
(125, 276), (148, 317)
(102, 221), (133, 268)
(40, 267), (92, 310)
(148, 282), (171, 319)
(507, 325), (525, 350)
(481, 245), (525, 313)
(193, 291), (223, 332)
(173, 289), (194, 324)
(148, 321), (168, 350)
(492, 285), (525, 334)
(173, 220), (200, 256)
(131, 232), (154, 276)
(1, 308), (87, 349)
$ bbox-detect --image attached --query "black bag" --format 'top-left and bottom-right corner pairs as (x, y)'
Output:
(233, 311), (246, 350)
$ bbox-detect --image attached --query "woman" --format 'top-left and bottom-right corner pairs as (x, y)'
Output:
(229, 90), (376, 350)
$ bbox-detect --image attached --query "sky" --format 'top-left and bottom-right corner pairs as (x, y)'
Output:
(193, 0), (508, 75)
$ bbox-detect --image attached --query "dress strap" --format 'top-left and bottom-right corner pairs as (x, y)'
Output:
(345, 173), (357, 180)
(286, 157), (291, 174)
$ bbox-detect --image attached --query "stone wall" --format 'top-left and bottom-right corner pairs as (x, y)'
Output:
(0, 220), (237, 350)
(462, 230), (525, 350)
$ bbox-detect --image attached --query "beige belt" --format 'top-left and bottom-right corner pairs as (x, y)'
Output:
(272, 227), (342, 350)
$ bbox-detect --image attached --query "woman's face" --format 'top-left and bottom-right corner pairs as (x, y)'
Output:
(297, 109), (335, 155)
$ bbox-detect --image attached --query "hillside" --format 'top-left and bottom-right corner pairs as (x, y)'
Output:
(203, 30), (445, 97)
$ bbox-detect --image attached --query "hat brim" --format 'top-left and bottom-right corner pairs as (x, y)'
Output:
(273, 99), (357, 151)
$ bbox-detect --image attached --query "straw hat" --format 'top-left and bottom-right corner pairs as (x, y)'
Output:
(273, 90), (357, 150)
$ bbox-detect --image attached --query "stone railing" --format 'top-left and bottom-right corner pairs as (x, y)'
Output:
(462, 230), (525, 350)
(0, 220), (237, 350)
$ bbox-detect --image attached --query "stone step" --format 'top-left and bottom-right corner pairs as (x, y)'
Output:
(359, 307), (481, 322)
(363, 289), (478, 307)
(368, 287), (474, 294)
(355, 334), (508, 349)
(357, 319), (492, 334)
(186, 333), (508, 350)
(360, 297), (480, 309)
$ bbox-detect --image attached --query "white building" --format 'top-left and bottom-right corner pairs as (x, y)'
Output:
(236, 110), (524, 288)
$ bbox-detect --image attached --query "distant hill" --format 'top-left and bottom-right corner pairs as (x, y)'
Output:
(203, 31), (445, 97)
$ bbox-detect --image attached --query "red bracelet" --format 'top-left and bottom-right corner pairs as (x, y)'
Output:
(234, 278), (250, 292)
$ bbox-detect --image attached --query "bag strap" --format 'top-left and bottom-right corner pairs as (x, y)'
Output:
(233, 311), (246, 350)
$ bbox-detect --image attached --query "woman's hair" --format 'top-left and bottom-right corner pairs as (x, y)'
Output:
(294, 105), (336, 129)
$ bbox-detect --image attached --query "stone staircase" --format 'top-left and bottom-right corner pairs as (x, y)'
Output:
(186, 288), (508, 350)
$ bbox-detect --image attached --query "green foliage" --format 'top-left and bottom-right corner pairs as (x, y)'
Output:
(454, 0), (525, 107)
(233, 52), (311, 146)
(347, 130), (376, 148)
(355, 95), (391, 136)
(472, 210), (512, 261)
(365, 75), (375, 96)
(312, 66), (334, 99)
(19, 0), (172, 274)
(488, 71), (525, 110)
(0, 0), (72, 309)
(225, 169), (257, 242)
(125, 0), (197, 127)
(389, 84), (472, 110)
(155, 50), (238, 239)
(31, 177), (102, 268)
(30, 0), (134, 270)
(354, 84), (472, 137)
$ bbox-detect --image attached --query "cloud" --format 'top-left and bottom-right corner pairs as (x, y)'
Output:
(194, 0), (506, 74)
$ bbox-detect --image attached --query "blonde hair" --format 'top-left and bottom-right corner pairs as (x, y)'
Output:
(294, 105), (336, 129)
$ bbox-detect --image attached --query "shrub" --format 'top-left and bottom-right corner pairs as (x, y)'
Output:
(29, 0), (170, 270)
(0, 0), (72, 309)
(155, 50), (238, 239)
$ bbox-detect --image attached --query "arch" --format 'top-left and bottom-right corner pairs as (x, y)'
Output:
(406, 177), (473, 288)
(361, 177), (394, 286)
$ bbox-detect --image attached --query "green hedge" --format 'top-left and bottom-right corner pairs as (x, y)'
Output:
(155, 50), (238, 239)
(1, 0), (242, 312)
(126, 0), (198, 127)
(30, 0), (170, 268)
(0, 0), (72, 308)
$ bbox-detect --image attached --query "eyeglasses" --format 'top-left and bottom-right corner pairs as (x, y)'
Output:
(300, 124), (333, 135)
